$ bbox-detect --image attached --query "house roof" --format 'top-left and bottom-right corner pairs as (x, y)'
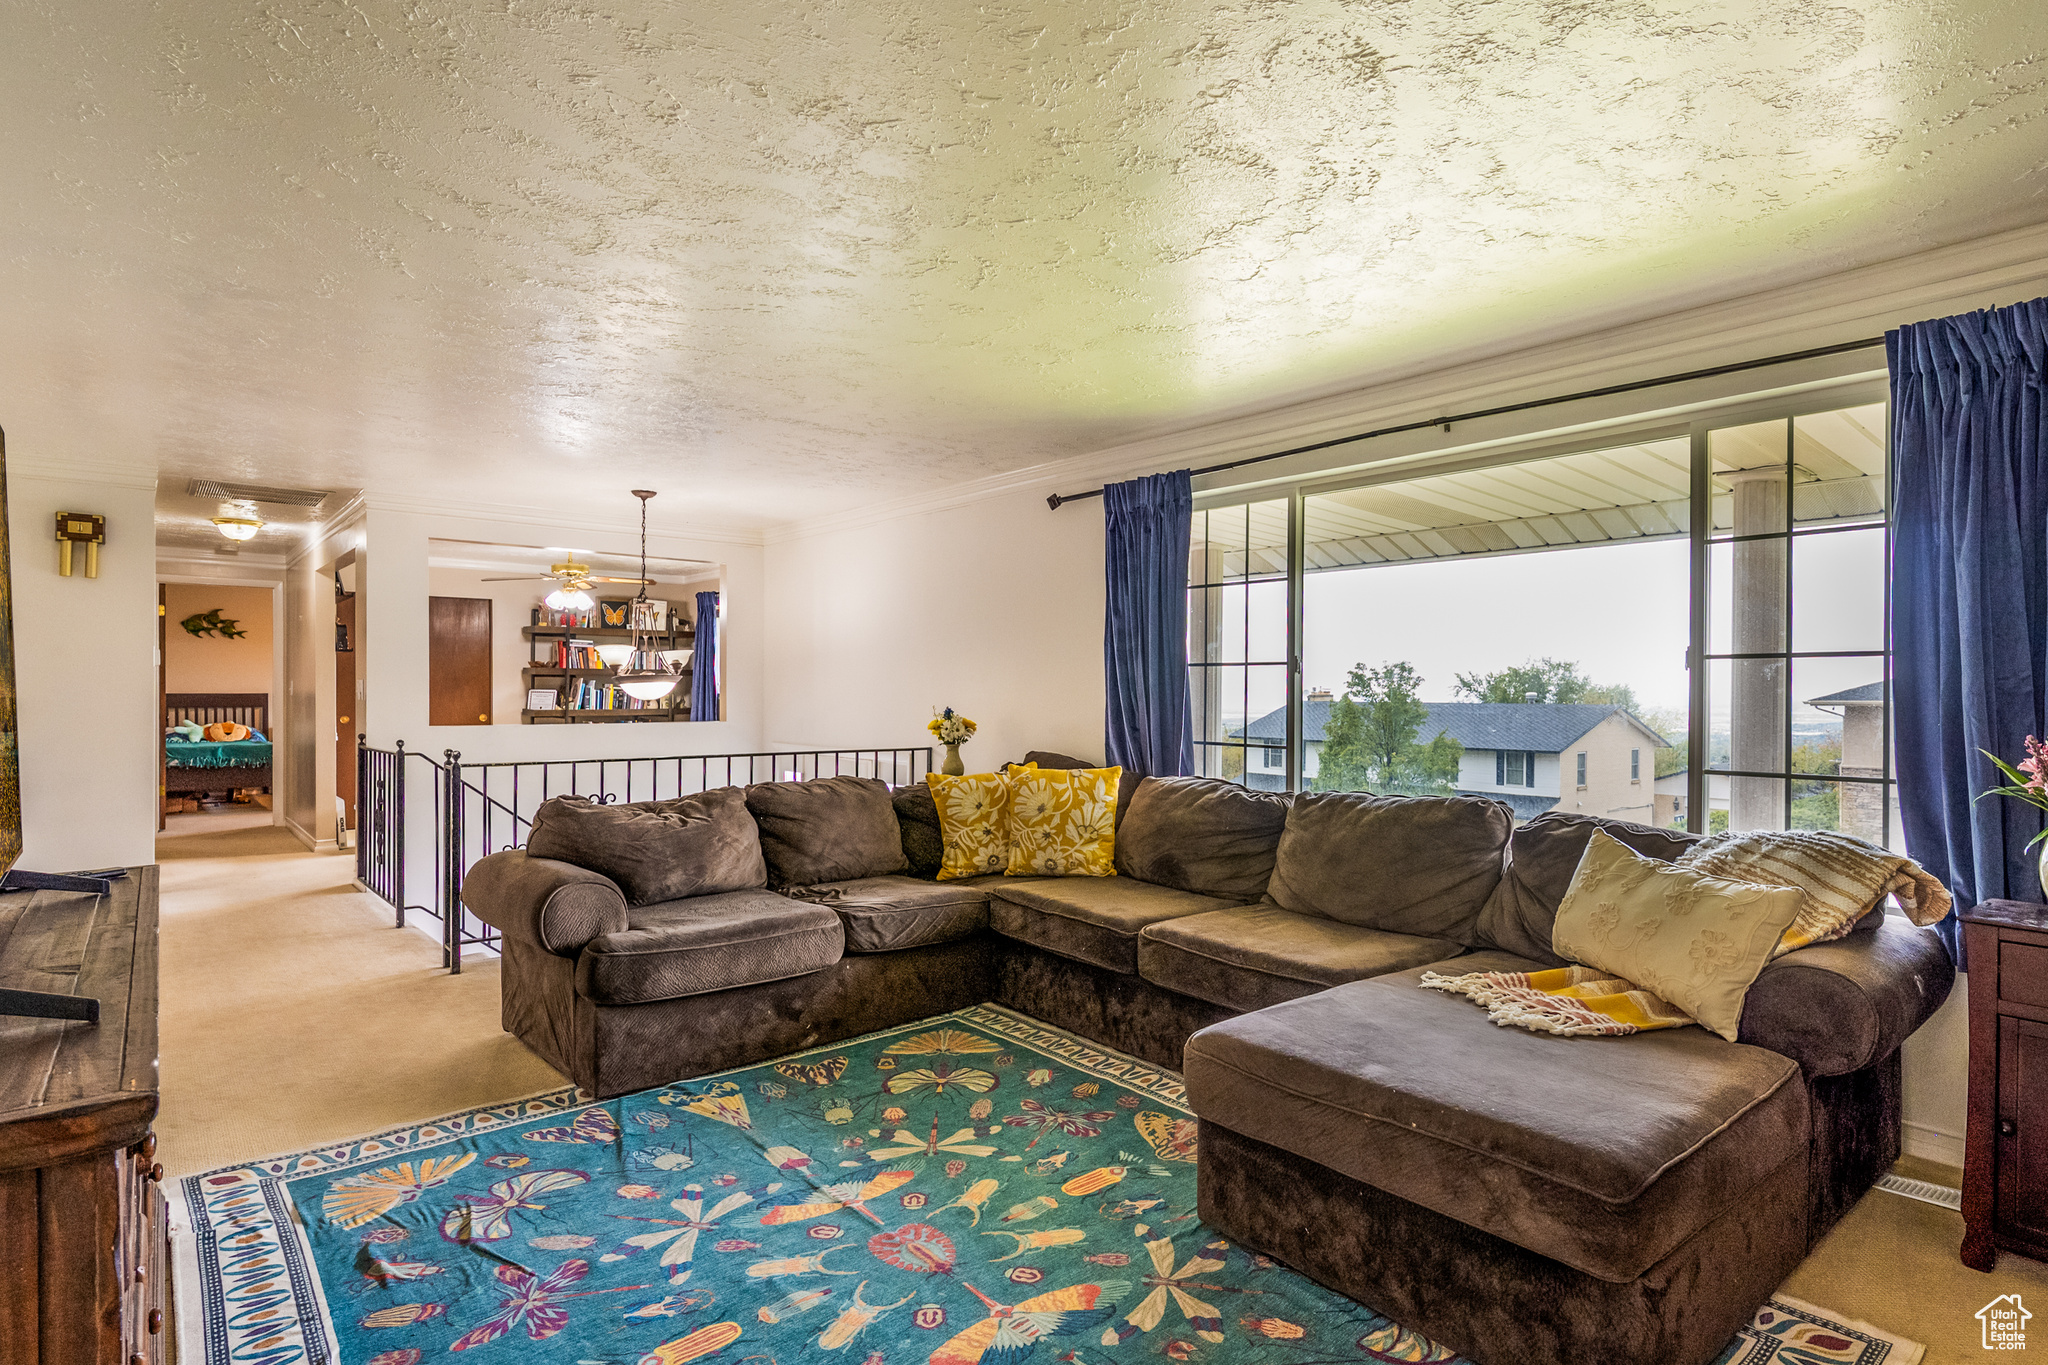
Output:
(1237, 700), (1668, 751)
(1805, 681), (1885, 705)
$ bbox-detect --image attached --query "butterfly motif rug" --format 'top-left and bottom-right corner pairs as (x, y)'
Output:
(170, 1004), (1920, 1365)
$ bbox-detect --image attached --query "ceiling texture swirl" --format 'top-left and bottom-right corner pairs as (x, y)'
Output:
(2, 1), (2044, 546)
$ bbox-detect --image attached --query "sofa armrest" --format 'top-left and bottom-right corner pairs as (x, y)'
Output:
(461, 850), (629, 957)
(1736, 914), (1955, 1076)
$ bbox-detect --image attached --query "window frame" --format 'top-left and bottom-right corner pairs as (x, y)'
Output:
(1183, 376), (1893, 833)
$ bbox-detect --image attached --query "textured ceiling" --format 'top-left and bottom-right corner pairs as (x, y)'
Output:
(2, 1), (2044, 539)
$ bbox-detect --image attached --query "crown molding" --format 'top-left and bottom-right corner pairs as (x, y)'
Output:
(6, 457), (158, 492)
(156, 551), (290, 575)
(766, 221), (2048, 545)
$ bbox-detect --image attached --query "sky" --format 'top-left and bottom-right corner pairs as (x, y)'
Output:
(1217, 528), (1886, 733)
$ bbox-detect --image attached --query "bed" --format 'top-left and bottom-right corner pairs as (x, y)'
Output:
(165, 692), (272, 799)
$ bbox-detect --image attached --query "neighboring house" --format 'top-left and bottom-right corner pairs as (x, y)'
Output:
(1806, 680), (1887, 843)
(1235, 698), (1668, 823)
(1654, 769), (1730, 829)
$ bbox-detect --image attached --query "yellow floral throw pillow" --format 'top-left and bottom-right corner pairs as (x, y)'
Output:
(926, 770), (1015, 881)
(1006, 765), (1121, 877)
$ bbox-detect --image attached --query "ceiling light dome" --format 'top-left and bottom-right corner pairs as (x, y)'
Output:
(212, 515), (262, 541)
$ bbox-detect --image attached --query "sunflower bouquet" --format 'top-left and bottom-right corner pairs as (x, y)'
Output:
(928, 707), (977, 747)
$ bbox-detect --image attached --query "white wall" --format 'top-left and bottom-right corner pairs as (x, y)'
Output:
(763, 488), (1106, 768)
(9, 465), (158, 872)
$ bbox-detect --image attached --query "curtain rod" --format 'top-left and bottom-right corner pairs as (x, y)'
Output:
(1045, 334), (1888, 510)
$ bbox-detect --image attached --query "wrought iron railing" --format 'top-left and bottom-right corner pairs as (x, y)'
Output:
(356, 740), (934, 972)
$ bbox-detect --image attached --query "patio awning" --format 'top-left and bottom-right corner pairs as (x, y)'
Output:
(1197, 403), (1886, 577)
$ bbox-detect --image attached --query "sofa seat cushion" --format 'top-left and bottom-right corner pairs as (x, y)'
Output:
(783, 874), (997, 953)
(989, 878), (1240, 974)
(1182, 952), (1807, 1283)
(576, 889), (845, 1006)
(1138, 904), (1463, 1013)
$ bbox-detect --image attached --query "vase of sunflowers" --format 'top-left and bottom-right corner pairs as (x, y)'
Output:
(929, 707), (976, 777)
(1982, 735), (2048, 897)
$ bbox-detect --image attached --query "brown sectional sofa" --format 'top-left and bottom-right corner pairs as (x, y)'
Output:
(460, 759), (1954, 1365)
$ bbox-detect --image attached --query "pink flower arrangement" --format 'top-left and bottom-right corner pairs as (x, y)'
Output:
(1984, 737), (2048, 850)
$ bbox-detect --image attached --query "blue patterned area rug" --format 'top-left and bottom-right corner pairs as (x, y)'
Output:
(170, 1004), (1919, 1365)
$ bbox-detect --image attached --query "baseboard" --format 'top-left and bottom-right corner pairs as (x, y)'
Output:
(1903, 1119), (1965, 1169)
(281, 816), (338, 853)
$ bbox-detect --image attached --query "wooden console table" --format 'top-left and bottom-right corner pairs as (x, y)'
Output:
(1963, 898), (2048, 1271)
(0, 866), (164, 1362)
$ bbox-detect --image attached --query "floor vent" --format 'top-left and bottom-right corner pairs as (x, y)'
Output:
(1873, 1173), (1962, 1210)
(187, 478), (330, 508)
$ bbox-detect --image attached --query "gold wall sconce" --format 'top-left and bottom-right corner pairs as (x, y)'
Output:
(55, 512), (105, 578)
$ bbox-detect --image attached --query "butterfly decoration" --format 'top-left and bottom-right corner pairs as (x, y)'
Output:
(1004, 1099), (1114, 1150)
(447, 1259), (645, 1351)
(521, 1107), (620, 1144)
(1134, 1112), (1199, 1163)
(865, 1115), (1005, 1164)
(885, 1062), (999, 1098)
(602, 1183), (764, 1285)
(322, 1154), (477, 1230)
(927, 1279), (1129, 1365)
(760, 1170), (917, 1228)
(882, 1029), (1000, 1058)
(775, 1056), (850, 1087)
(1098, 1227), (1231, 1347)
(439, 1169), (591, 1244)
(658, 1081), (754, 1131)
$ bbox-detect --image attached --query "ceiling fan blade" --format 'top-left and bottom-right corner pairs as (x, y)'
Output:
(586, 576), (656, 584)
(478, 575), (554, 582)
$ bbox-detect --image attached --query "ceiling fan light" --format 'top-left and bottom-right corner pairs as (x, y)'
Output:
(547, 586), (594, 612)
(620, 674), (680, 702)
(593, 643), (635, 666)
(212, 516), (262, 541)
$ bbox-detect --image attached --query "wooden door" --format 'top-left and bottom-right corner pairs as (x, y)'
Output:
(335, 593), (358, 828)
(428, 597), (493, 726)
(156, 585), (166, 831)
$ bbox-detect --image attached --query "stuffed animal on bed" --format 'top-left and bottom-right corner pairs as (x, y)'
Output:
(202, 721), (251, 743)
(167, 721), (205, 742)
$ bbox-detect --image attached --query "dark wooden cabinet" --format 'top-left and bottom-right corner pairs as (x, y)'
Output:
(0, 867), (164, 1363)
(1963, 899), (2048, 1270)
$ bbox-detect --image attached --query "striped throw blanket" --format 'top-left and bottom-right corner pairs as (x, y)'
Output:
(1676, 829), (1952, 957)
(1422, 829), (1953, 1037)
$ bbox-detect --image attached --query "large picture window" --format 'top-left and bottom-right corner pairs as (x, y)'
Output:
(1184, 387), (1894, 840)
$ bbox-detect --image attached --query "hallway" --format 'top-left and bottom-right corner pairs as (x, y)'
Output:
(154, 820), (565, 1180)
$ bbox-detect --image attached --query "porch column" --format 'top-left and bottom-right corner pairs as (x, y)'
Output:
(1727, 469), (1786, 831)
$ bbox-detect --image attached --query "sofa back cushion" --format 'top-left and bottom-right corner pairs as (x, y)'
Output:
(1114, 777), (1291, 900)
(1474, 810), (1703, 965)
(1265, 791), (1511, 941)
(745, 775), (909, 888)
(892, 784), (945, 880)
(525, 788), (768, 906)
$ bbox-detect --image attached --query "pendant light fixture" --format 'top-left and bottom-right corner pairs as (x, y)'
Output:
(612, 490), (683, 703)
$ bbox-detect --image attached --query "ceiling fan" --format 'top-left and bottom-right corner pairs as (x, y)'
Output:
(481, 496), (657, 610)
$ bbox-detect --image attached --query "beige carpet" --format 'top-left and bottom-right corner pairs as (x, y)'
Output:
(156, 825), (2041, 1362)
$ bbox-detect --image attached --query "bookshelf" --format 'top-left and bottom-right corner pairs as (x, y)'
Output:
(521, 619), (696, 724)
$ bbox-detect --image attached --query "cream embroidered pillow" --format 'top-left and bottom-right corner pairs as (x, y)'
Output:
(926, 770), (1016, 881)
(1005, 765), (1120, 878)
(1551, 830), (1804, 1041)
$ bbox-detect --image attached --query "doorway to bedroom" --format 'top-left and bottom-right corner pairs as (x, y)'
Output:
(160, 580), (280, 835)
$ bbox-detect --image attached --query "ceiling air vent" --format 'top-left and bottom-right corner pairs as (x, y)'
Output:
(187, 479), (330, 508)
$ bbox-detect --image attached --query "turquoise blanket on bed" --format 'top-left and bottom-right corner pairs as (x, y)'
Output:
(165, 738), (272, 769)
